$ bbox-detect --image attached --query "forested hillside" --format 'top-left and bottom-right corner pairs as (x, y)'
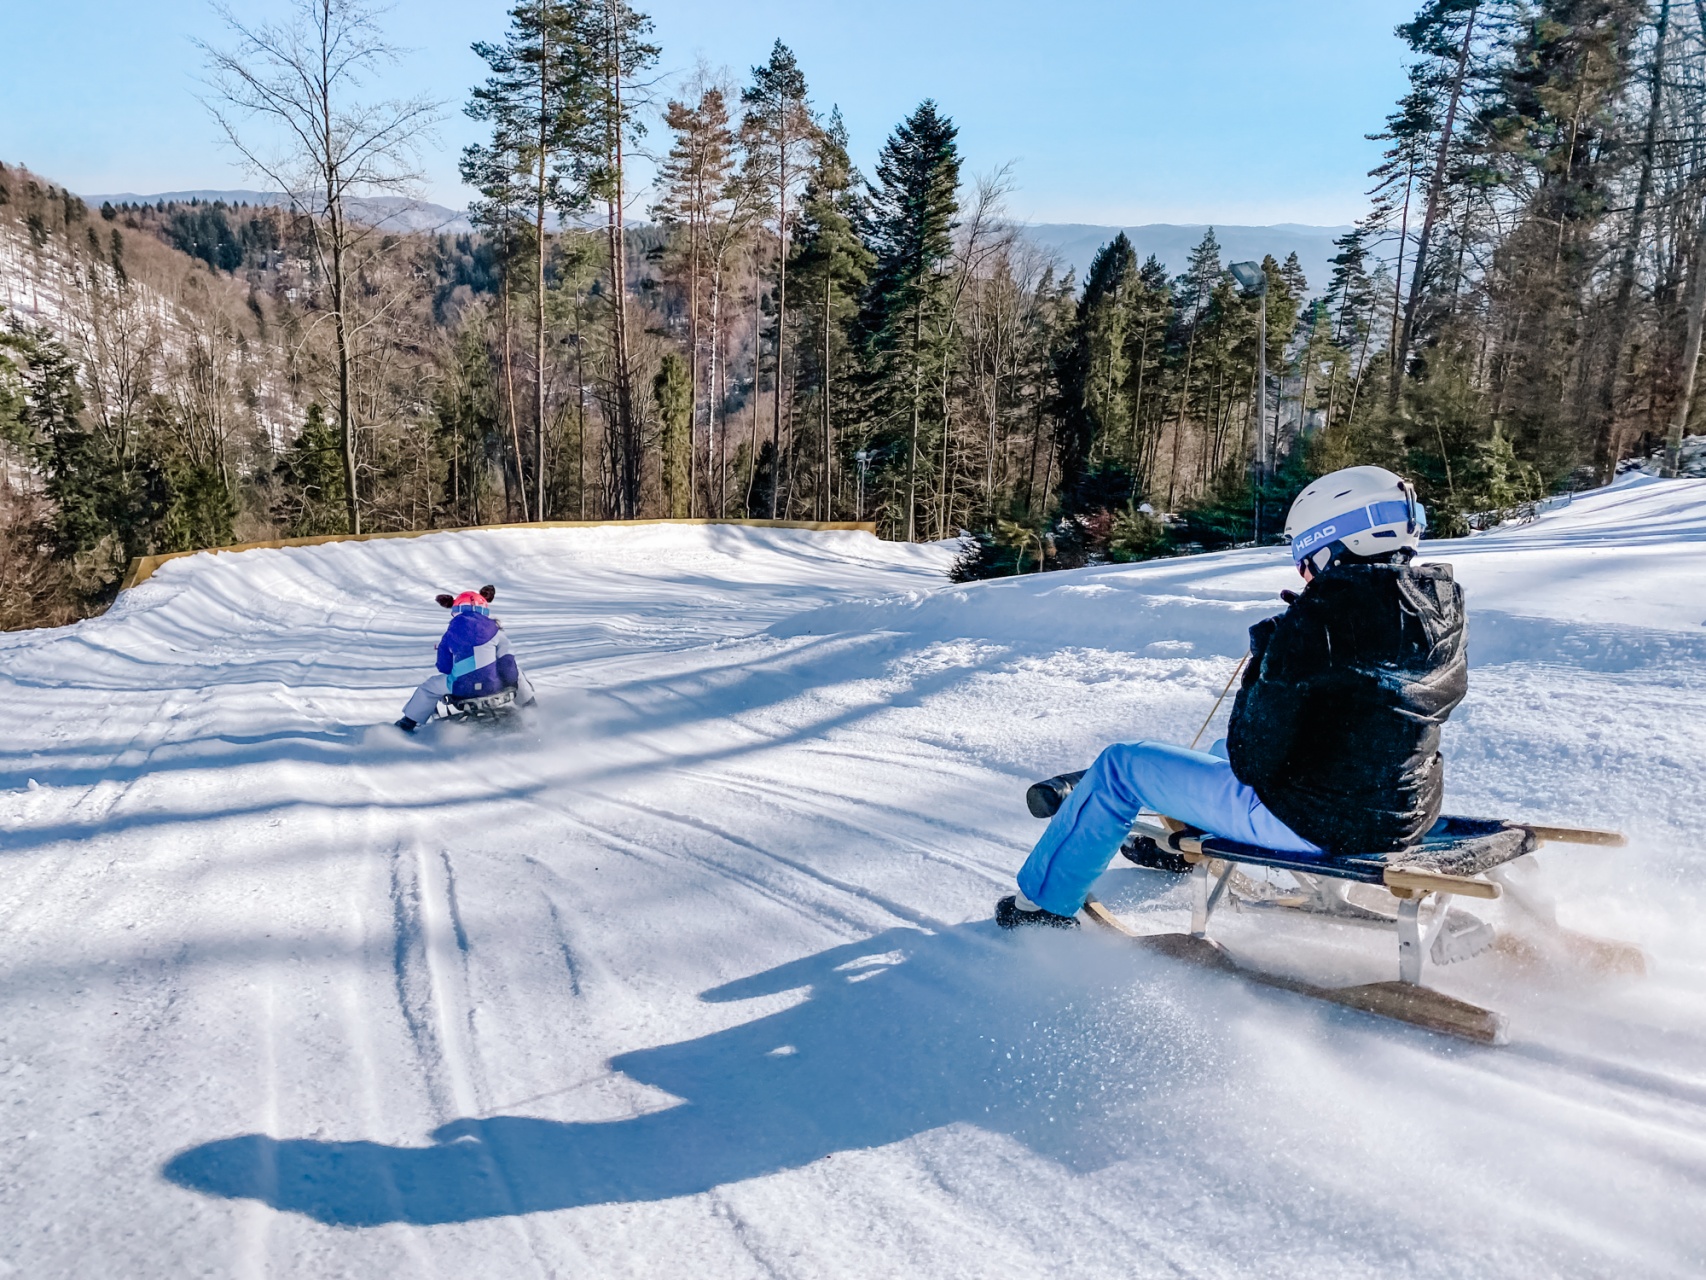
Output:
(4, 0), (1706, 627)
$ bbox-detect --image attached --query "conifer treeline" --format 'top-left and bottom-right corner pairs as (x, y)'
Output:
(5, 0), (1706, 627)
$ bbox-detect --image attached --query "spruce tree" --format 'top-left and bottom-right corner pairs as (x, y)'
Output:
(275, 404), (350, 536)
(22, 331), (164, 579)
(1054, 232), (1137, 506)
(857, 101), (962, 541)
(431, 328), (501, 526)
(161, 461), (237, 553)
(0, 327), (24, 448)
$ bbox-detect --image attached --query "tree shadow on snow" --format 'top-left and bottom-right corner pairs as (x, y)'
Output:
(162, 921), (1222, 1226)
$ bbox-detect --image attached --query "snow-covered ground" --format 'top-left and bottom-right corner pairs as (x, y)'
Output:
(2, 484), (1704, 1278)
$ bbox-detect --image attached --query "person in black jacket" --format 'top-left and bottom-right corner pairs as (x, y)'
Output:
(1001, 466), (1466, 928)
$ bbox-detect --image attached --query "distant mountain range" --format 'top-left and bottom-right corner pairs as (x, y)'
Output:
(79, 189), (474, 235)
(80, 189), (1353, 293)
(1021, 223), (1356, 295)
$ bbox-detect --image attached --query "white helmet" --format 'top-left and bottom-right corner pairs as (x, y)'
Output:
(1285, 465), (1426, 572)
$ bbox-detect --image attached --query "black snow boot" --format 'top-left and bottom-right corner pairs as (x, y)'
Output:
(996, 895), (1080, 930)
(1025, 770), (1087, 819)
(1119, 834), (1192, 874)
(395, 716), (418, 733)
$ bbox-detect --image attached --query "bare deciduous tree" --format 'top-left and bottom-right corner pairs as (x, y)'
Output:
(200, 0), (438, 534)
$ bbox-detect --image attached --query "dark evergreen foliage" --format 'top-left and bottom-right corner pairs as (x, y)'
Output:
(274, 404), (350, 536)
(164, 203), (279, 273)
(854, 100), (962, 540)
(653, 352), (691, 517)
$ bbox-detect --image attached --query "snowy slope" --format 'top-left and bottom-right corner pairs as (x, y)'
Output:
(2, 490), (1705, 1277)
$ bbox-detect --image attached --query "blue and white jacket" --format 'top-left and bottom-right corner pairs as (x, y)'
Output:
(437, 612), (522, 698)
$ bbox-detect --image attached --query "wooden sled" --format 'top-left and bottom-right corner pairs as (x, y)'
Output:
(1026, 771), (1639, 1045)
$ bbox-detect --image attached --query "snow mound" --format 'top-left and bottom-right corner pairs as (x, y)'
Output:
(2, 500), (1705, 1277)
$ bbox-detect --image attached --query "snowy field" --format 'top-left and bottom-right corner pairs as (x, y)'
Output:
(2, 481), (1704, 1278)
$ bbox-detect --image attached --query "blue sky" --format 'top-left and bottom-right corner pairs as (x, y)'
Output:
(1, 0), (1417, 225)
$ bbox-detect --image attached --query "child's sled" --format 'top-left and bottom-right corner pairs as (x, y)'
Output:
(441, 688), (518, 723)
(1025, 771), (1640, 1045)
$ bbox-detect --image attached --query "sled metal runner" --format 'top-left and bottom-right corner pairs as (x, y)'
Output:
(1027, 772), (1631, 1045)
(442, 689), (517, 721)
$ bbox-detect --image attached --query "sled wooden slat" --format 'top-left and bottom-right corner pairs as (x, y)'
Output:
(1321, 982), (1508, 1045)
(1081, 898), (1509, 1045)
(1382, 866), (1502, 900)
(1522, 825), (1628, 847)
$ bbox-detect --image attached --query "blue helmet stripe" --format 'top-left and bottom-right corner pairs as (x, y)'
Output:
(1291, 498), (1416, 562)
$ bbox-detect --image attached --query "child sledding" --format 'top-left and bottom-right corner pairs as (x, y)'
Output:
(396, 585), (537, 732)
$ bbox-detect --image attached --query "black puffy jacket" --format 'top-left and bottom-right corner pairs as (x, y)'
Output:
(1225, 561), (1467, 854)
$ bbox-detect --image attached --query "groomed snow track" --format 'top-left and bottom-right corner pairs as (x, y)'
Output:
(2, 488), (1705, 1277)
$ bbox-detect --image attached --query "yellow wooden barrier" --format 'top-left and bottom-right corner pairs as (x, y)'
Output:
(119, 517), (881, 592)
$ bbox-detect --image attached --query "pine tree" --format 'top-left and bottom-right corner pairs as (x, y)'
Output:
(1320, 227), (1378, 431)
(1124, 255), (1173, 493)
(1164, 228), (1223, 507)
(655, 80), (738, 517)
(464, 1), (595, 521)
(1482, 0), (1644, 479)
(1367, 79), (1437, 383)
(1256, 254), (1301, 480)
(653, 352), (691, 517)
(1593, 0), (1670, 478)
(790, 107), (873, 519)
(741, 42), (819, 518)
(1389, 0), (1487, 407)
(857, 101), (962, 541)
(582, 0), (659, 518)
(1262, 253), (1301, 375)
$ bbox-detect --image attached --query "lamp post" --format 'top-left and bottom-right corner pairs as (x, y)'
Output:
(1229, 261), (1268, 540)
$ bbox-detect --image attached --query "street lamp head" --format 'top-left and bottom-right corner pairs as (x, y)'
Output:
(1229, 261), (1268, 297)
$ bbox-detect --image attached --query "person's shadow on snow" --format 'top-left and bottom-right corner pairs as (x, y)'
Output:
(163, 906), (1219, 1227)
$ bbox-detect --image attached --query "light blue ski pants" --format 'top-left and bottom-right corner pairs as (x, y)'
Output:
(1016, 740), (1323, 917)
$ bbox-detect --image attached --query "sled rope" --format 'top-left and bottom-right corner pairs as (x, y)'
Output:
(1190, 656), (1249, 749)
